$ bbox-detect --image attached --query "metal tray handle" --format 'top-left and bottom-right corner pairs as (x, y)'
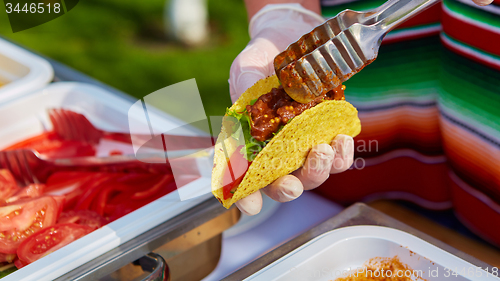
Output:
(136, 253), (170, 281)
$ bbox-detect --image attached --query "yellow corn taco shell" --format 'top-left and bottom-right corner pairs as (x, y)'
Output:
(212, 75), (361, 208)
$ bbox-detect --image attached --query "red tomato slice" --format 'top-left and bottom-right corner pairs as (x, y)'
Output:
(52, 196), (65, 218)
(72, 173), (118, 211)
(82, 173), (161, 215)
(0, 196), (58, 254)
(6, 184), (45, 203)
(90, 184), (127, 216)
(105, 178), (178, 220)
(45, 171), (95, 190)
(221, 147), (250, 200)
(5, 131), (59, 150)
(0, 170), (20, 202)
(14, 257), (27, 269)
(131, 174), (174, 200)
(114, 173), (163, 187)
(44, 172), (95, 210)
(93, 174), (176, 218)
(57, 210), (108, 230)
(17, 223), (93, 264)
(0, 252), (16, 263)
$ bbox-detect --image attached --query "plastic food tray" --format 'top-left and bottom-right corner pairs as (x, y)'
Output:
(0, 82), (212, 281)
(246, 226), (499, 281)
(0, 38), (54, 104)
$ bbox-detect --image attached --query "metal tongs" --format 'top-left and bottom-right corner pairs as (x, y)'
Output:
(274, 0), (440, 103)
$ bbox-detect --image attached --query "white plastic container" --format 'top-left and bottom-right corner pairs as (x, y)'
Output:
(247, 226), (499, 281)
(0, 38), (54, 104)
(0, 82), (212, 281)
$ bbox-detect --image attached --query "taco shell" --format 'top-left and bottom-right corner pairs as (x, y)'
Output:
(212, 75), (361, 209)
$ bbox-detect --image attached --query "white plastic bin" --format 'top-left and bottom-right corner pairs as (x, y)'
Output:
(0, 82), (212, 281)
(0, 38), (54, 104)
(247, 226), (499, 281)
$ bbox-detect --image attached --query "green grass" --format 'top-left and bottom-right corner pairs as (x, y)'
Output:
(0, 0), (250, 117)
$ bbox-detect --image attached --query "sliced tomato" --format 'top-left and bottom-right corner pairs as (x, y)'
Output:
(5, 131), (59, 151)
(105, 197), (153, 221)
(131, 174), (174, 200)
(6, 184), (45, 203)
(83, 173), (165, 216)
(90, 184), (127, 216)
(105, 178), (178, 221)
(0, 196), (58, 254)
(221, 147), (250, 200)
(17, 223), (93, 264)
(44, 172), (95, 210)
(14, 257), (27, 269)
(73, 174), (124, 211)
(45, 171), (95, 190)
(0, 170), (20, 202)
(0, 252), (16, 263)
(114, 173), (162, 187)
(52, 196), (65, 218)
(57, 210), (108, 230)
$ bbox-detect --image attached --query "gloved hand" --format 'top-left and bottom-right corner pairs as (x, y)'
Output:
(472, 0), (494, 5)
(229, 4), (355, 216)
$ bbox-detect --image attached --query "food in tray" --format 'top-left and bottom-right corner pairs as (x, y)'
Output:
(334, 256), (427, 281)
(212, 75), (361, 208)
(0, 109), (187, 275)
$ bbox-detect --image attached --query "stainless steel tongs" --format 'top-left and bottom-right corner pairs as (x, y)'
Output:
(274, 0), (440, 103)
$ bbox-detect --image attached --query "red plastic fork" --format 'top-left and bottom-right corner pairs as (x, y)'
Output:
(48, 109), (215, 151)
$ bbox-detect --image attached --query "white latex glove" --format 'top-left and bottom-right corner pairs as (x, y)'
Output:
(229, 4), (324, 102)
(229, 4), (355, 216)
(472, 0), (494, 5)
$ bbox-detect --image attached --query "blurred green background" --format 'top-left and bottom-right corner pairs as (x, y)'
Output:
(0, 0), (249, 117)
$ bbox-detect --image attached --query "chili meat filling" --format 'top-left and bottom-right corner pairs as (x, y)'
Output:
(246, 85), (345, 142)
(222, 84), (346, 200)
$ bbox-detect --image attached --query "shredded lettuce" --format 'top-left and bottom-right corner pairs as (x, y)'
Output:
(241, 138), (269, 162)
(225, 108), (269, 161)
(226, 108), (251, 142)
(0, 265), (17, 278)
(225, 109), (295, 161)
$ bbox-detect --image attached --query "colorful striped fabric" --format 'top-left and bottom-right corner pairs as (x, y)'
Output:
(316, 0), (500, 245)
(321, 0), (442, 42)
